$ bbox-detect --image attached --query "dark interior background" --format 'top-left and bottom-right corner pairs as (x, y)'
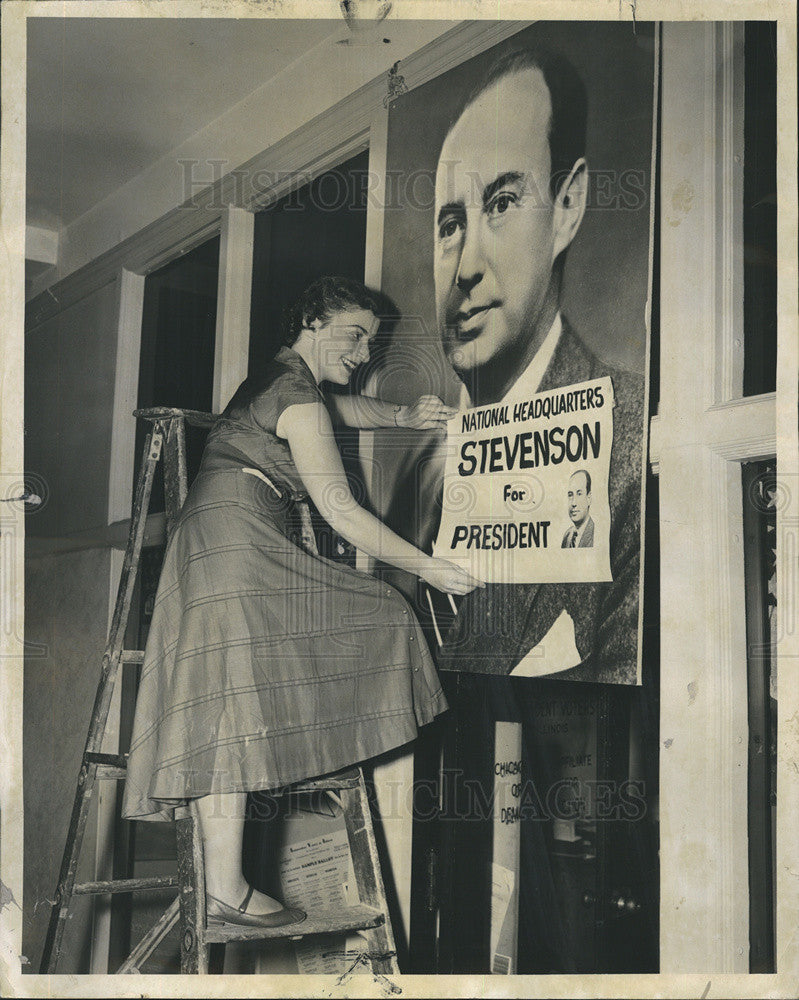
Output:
(133, 234), (220, 512)
(742, 20), (777, 398)
(248, 150), (370, 375)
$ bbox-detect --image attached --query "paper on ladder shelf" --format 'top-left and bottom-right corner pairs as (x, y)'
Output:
(278, 828), (357, 975)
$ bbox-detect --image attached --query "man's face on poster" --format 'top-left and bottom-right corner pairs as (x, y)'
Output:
(567, 470), (591, 527)
(434, 68), (560, 384)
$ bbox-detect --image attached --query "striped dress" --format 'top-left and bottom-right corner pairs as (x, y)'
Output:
(122, 347), (446, 821)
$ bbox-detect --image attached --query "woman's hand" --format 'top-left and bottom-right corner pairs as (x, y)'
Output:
(421, 558), (484, 595)
(397, 395), (457, 430)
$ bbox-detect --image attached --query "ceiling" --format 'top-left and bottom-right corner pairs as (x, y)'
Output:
(26, 17), (344, 230)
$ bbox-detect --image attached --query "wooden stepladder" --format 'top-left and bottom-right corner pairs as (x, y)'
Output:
(40, 407), (399, 976)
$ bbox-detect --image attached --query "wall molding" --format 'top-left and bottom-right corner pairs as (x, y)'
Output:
(706, 394), (776, 460)
(213, 206), (254, 412)
(106, 269), (145, 523)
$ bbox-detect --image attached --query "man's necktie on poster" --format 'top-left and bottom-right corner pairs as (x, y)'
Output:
(433, 377), (615, 584)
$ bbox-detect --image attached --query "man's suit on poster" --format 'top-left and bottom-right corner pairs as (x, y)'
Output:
(436, 319), (645, 685)
(562, 516), (595, 549)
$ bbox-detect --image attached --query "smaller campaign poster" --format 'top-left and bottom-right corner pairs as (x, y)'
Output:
(433, 378), (614, 585)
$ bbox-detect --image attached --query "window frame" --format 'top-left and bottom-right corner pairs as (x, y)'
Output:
(655, 21), (780, 972)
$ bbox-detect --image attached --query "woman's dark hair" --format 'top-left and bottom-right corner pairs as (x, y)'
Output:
(282, 276), (382, 347)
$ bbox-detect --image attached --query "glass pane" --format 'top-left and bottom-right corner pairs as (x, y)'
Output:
(742, 22), (777, 397)
(248, 149), (369, 374)
(134, 234), (220, 511)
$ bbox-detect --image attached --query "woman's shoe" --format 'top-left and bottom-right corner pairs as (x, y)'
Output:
(206, 885), (307, 928)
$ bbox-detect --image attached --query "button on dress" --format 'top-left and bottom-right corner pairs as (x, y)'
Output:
(122, 348), (447, 821)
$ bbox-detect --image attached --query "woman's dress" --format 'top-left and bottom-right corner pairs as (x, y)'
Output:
(122, 347), (447, 821)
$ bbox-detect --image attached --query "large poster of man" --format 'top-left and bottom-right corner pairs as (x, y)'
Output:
(371, 21), (655, 686)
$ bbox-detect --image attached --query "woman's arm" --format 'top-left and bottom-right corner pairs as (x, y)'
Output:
(326, 392), (457, 430)
(276, 400), (481, 595)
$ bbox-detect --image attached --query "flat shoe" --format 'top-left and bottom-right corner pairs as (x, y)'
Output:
(206, 885), (306, 929)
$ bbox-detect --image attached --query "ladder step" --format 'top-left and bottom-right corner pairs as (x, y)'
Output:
(73, 876), (179, 895)
(134, 406), (216, 429)
(204, 903), (385, 944)
(96, 765), (127, 781)
(286, 774), (361, 793)
(85, 751), (128, 780)
(86, 752), (128, 768)
(120, 650), (145, 664)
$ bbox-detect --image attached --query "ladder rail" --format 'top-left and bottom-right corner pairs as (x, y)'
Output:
(104, 429), (164, 671)
(40, 429), (163, 974)
(341, 769), (400, 976)
(175, 810), (209, 974)
(162, 416), (188, 538)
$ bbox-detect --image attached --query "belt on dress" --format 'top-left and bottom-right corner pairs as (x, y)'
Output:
(241, 467), (318, 556)
(240, 466), (282, 497)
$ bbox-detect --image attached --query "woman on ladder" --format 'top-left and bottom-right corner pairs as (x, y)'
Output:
(122, 276), (481, 928)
